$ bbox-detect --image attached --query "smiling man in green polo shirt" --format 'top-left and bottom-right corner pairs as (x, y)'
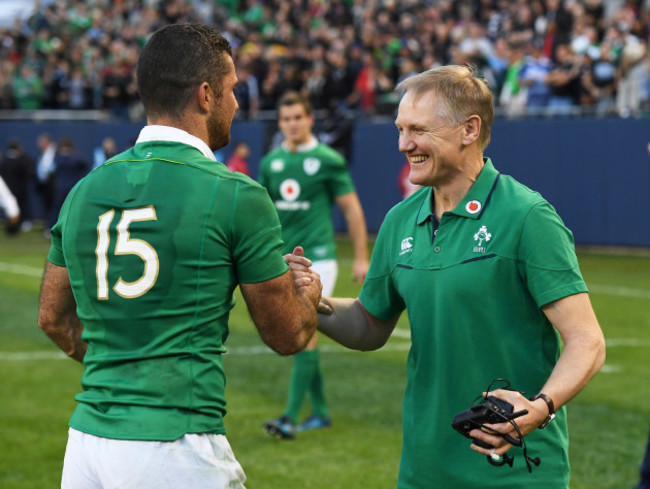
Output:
(311, 65), (606, 489)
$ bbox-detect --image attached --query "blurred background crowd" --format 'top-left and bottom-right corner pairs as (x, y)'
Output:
(1, 0), (650, 121)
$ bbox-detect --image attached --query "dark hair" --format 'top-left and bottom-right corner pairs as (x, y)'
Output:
(8, 139), (22, 151)
(59, 137), (75, 150)
(136, 23), (232, 119)
(277, 91), (313, 116)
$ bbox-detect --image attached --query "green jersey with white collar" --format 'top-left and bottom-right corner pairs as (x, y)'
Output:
(258, 139), (356, 260)
(48, 127), (288, 441)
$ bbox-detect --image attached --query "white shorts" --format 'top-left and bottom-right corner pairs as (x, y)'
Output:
(311, 259), (338, 296)
(62, 428), (246, 489)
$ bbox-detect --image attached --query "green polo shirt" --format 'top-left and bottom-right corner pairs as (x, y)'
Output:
(360, 159), (586, 489)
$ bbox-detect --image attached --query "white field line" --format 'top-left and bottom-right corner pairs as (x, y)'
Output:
(0, 262), (43, 278)
(589, 284), (650, 299)
(0, 336), (642, 364)
(0, 342), (411, 362)
(1, 261), (645, 374)
(3, 261), (650, 300)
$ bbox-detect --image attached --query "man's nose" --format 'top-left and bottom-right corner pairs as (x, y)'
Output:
(398, 135), (416, 153)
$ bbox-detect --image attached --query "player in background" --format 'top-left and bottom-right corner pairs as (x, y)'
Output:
(259, 91), (369, 439)
(38, 23), (321, 489)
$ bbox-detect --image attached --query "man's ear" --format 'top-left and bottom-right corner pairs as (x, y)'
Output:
(462, 115), (481, 145)
(197, 82), (211, 113)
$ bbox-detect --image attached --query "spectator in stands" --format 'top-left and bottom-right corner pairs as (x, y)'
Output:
(0, 60), (14, 109)
(580, 42), (618, 117)
(616, 23), (648, 118)
(0, 139), (35, 235)
(518, 42), (553, 114)
(3, 0), (650, 120)
(499, 40), (527, 117)
(12, 64), (44, 110)
(68, 67), (89, 110)
(102, 60), (137, 120)
(545, 43), (582, 115)
(350, 52), (393, 113)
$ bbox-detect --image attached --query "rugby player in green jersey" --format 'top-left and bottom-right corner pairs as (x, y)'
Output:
(259, 91), (369, 439)
(38, 23), (322, 489)
(308, 65), (606, 488)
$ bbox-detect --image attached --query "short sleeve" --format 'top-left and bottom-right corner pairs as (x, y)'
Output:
(232, 182), (288, 284)
(359, 214), (406, 320)
(46, 185), (76, 267)
(517, 201), (587, 307)
(47, 223), (65, 266)
(326, 154), (356, 198)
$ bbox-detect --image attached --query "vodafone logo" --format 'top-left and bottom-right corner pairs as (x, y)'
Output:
(280, 179), (301, 201)
(465, 200), (482, 214)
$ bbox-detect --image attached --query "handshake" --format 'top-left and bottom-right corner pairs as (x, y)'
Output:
(283, 246), (334, 316)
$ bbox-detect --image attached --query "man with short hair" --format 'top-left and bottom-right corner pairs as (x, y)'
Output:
(259, 91), (368, 439)
(38, 23), (321, 489)
(311, 65), (606, 488)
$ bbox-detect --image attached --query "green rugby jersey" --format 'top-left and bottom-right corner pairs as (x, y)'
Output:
(258, 138), (355, 260)
(48, 127), (288, 441)
(359, 159), (586, 489)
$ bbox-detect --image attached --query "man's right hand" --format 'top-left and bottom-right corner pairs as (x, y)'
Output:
(284, 246), (322, 307)
(240, 246), (322, 355)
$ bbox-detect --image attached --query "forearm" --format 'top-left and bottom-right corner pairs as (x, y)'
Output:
(318, 297), (395, 351)
(538, 332), (605, 410)
(289, 286), (320, 349)
(241, 269), (320, 356)
(38, 262), (86, 363)
(40, 313), (86, 362)
(538, 293), (606, 410)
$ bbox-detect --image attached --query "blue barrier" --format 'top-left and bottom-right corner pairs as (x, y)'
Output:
(1, 118), (649, 247)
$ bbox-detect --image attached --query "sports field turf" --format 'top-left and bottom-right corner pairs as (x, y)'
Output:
(0, 230), (648, 488)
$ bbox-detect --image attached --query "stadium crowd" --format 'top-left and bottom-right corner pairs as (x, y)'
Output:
(0, 0), (650, 120)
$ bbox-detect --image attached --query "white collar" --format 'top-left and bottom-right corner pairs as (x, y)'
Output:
(281, 135), (318, 153)
(136, 125), (217, 161)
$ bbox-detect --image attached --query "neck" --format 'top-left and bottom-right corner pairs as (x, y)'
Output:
(285, 135), (315, 153)
(432, 156), (484, 220)
(147, 115), (209, 149)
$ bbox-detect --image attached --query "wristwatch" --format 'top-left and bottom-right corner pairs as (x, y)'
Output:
(530, 393), (556, 429)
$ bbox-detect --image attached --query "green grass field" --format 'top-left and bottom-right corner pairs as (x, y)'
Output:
(1, 230), (648, 488)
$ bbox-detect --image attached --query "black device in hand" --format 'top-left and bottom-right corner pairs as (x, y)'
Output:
(452, 395), (528, 448)
(451, 379), (541, 473)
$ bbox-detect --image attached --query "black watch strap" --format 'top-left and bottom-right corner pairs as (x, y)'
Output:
(530, 393), (556, 429)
